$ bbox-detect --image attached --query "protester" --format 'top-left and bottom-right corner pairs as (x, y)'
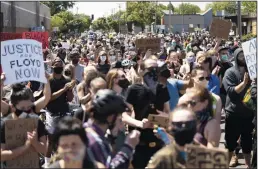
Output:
(178, 86), (221, 147)
(96, 51), (111, 75)
(146, 107), (197, 169)
(48, 116), (104, 168)
(223, 48), (254, 168)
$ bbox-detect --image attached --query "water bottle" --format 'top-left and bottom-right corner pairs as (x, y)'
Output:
(156, 127), (171, 145)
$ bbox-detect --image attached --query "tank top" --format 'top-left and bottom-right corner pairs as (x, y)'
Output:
(211, 95), (217, 117)
(194, 117), (212, 146)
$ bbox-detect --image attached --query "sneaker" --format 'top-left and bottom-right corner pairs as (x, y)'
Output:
(229, 152), (239, 167)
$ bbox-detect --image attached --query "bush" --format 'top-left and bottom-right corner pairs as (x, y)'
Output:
(242, 33), (256, 42)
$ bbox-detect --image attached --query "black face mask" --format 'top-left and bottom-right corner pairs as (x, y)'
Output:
(118, 79), (130, 89)
(170, 120), (197, 146)
(160, 69), (171, 79)
(108, 114), (118, 133)
(237, 58), (247, 67)
(53, 67), (63, 74)
(64, 70), (71, 76)
(72, 58), (79, 65)
(14, 108), (31, 117)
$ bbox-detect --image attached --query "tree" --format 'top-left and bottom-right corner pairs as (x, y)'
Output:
(174, 3), (201, 14)
(51, 11), (90, 33)
(242, 1), (257, 13)
(41, 1), (75, 15)
(92, 17), (109, 31)
(51, 15), (65, 29)
(167, 3), (175, 13)
(205, 2), (237, 15)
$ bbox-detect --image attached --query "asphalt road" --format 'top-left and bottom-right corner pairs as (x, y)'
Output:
(219, 113), (247, 168)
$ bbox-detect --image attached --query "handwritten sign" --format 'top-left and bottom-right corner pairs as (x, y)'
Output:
(210, 19), (232, 39)
(242, 38), (257, 80)
(148, 114), (169, 129)
(0, 32), (22, 41)
(61, 42), (70, 49)
(1, 39), (47, 85)
(5, 118), (39, 168)
(22, 31), (49, 49)
(135, 38), (161, 52)
(186, 144), (229, 168)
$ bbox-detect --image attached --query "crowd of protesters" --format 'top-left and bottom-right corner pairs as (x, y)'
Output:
(0, 30), (256, 169)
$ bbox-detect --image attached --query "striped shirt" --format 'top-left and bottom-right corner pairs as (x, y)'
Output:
(84, 122), (134, 169)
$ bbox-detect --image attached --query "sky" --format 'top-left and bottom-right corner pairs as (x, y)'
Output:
(69, 2), (209, 19)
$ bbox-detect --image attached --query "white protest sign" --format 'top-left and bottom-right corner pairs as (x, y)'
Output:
(61, 42), (70, 49)
(1, 39), (47, 85)
(242, 38), (257, 80)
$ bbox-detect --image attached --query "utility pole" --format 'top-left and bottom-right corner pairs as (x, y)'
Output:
(118, 4), (121, 33)
(76, 7), (78, 15)
(168, 1), (171, 34)
(154, 1), (157, 34)
(237, 1), (242, 40)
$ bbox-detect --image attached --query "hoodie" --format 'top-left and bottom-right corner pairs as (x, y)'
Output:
(222, 48), (253, 118)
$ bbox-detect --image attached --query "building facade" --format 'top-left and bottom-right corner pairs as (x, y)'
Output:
(1, 1), (51, 32)
(161, 8), (213, 33)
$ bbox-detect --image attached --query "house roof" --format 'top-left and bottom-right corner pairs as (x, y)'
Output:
(162, 8), (212, 16)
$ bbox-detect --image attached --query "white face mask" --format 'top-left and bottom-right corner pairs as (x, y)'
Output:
(59, 147), (85, 162)
(100, 55), (106, 62)
(110, 55), (116, 62)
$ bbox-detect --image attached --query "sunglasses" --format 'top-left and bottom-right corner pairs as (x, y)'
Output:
(198, 76), (210, 81)
(182, 100), (198, 107)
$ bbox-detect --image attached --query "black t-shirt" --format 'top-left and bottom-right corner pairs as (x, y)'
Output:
(97, 64), (111, 75)
(125, 84), (165, 145)
(47, 76), (71, 116)
(1, 114), (48, 144)
(155, 84), (170, 111)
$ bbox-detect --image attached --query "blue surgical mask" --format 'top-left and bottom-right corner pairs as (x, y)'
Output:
(221, 54), (228, 61)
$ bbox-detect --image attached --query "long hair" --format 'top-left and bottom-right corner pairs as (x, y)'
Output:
(106, 68), (119, 89)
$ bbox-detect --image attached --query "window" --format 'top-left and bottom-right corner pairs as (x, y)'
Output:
(0, 12), (3, 28)
(197, 24), (200, 28)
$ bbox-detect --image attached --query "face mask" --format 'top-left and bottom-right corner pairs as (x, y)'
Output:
(64, 70), (71, 76)
(160, 69), (171, 79)
(14, 108), (31, 117)
(172, 42), (177, 46)
(53, 67), (63, 74)
(100, 55), (106, 62)
(170, 120), (197, 146)
(237, 58), (247, 67)
(72, 58), (79, 65)
(221, 54), (228, 61)
(110, 55), (116, 62)
(195, 108), (210, 123)
(118, 79), (130, 89)
(198, 79), (208, 88)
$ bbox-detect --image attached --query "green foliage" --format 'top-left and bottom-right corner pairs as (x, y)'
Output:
(174, 3), (201, 14)
(242, 1), (257, 13)
(205, 2), (237, 15)
(242, 33), (256, 42)
(51, 11), (90, 33)
(41, 1), (75, 16)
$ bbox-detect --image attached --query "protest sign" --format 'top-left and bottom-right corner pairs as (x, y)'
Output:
(148, 114), (169, 129)
(135, 38), (161, 52)
(186, 144), (229, 168)
(242, 38), (257, 80)
(22, 31), (49, 49)
(120, 25), (128, 34)
(0, 32), (23, 41)
(1, 39), (47, 85)
(61, 42), (70, 49)
(5, 118), (39, 168)
(210, 19), (232, 39)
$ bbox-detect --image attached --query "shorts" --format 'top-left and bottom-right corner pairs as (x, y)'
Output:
(45, 111), (65, 134)
(225, 114), (254, 154)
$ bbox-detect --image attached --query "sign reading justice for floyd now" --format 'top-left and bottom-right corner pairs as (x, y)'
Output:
(242, 38), (257, 80)
(1, 39), (47, 85)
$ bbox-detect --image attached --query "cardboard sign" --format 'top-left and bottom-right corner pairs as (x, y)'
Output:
(22, 31), (49, 49)
(5, 118), (39, 168)
(1, 39), (47, 85)
(120, 25), (128, 34)
(135, 38), (161, 52)
(210, 19), (232, 39)
(148, 114), (169, 129)
(0, 32), (23, 41)
(186, 144), (229, 168)
(242, 38), (257, 80)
